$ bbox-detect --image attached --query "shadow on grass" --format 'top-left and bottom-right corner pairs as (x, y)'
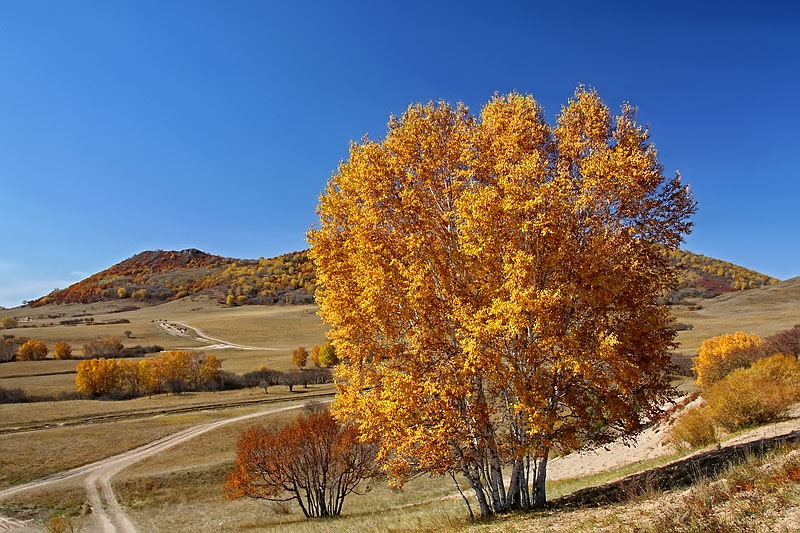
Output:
(552, 429), (800, 509)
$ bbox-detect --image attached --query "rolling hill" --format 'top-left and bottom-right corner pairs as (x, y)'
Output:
(28, 248), (778, 308)
(29, 249), (316, 307)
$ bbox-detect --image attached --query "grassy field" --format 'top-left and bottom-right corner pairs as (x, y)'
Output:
(1, 277), (799, 530)
(672, 276), (800, 355)
(0, 297), (328, 395)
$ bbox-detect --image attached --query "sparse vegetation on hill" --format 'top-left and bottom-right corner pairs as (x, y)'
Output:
(29, 249), (316, 307)
(667, 248), (779, 301)
(21, 247), (776, 309)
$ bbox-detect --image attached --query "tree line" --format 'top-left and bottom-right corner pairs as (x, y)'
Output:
(75, 351), (333, 399)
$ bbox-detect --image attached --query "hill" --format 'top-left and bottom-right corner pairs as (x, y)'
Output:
(30, 249), (316, 307)
(28, 248), (777, 308)
(667, 248), (779, 301)
(673, 275), (800, 355)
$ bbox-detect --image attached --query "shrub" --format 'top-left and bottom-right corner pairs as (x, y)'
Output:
(53, 341), (72, 360)
(0, 387), (28, 404)
(706, 353), (800, 431)
(765, 324), (800, 358)
(317, 342), (338, 367)
(693, 331), (764, 389)
(0, 317), (18, 329)
(83, 337), (124, 357)
(664, 404), (717, 450)
(17, 339), (48, 361)
(225, 409), (378, 518)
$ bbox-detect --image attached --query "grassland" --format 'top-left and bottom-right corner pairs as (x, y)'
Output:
(1, 276), (799, 531)
(0, 297), (328, 396)
(673, 276), (800, 355)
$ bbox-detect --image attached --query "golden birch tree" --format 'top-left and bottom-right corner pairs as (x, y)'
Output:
(308, 87), (696, 516)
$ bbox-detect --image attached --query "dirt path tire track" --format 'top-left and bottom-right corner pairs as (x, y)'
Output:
(0, 401), (328, 532)
(158, 321), (282, 351)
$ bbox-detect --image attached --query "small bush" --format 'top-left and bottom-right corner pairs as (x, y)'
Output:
(82, 336), (124, 357)
(0, 387), (29, 404)
(706, 353), (800, 431)
(765, 324), (800, 358)
(693, 331), (764, 389)
(53, 341), (72, 360)
(17, 339), (48, 360)
(665, 404), (717, 450)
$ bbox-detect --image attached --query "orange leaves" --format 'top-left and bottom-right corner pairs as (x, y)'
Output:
(309, 87), (695, 511)
(16, 339), (48, 361)
(225, 409), (377, 518)
(75, 350), (220, 397)
(53, 341), (72, 360)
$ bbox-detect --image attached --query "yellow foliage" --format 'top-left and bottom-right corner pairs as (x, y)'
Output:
(664, 404), (717, 450)
(76, 350), (220, 397)
(17, 339), (48, 361)
(308, 87), (695, 510)
(53, 341), (72, 360)
(706, 353), (800, 431)
(693, 331), (763, 389)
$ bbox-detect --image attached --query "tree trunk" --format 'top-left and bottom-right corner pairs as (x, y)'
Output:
(488, 450), (507, 512)
(520, 455), (531, 509)
(532, 455), (548, 508)
(507, 459), (522, 509)
(462, 464), (492, 517)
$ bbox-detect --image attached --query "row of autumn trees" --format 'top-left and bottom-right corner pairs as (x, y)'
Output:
(75, 352), (335, 398)
(76, 351), (222, 397)
(302, 87), (696, 517)
(0, 336), (73, 362)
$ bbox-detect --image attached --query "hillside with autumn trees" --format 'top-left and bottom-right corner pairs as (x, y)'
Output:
(667, 249), (779, 301)
(30, 248), (317, 307)
(27, 247), (776, 308)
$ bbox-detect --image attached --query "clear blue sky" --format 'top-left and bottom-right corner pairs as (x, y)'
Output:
(0, 1), (798, 307)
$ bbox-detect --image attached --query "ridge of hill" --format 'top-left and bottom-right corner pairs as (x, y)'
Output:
(28, 248), (778, 308)
(29, 249), (316, 307)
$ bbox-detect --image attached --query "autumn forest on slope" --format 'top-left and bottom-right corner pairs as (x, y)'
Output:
(26, 247), (778, 309)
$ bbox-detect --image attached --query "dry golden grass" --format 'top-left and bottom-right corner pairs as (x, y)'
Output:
(0, 382), (334, 429)
(0, 298), (328, 395)
(673, 276), (800, 355)
(2, 278), (799, 530)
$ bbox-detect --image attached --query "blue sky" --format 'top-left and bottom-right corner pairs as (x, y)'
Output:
(0, 1), (798, 307)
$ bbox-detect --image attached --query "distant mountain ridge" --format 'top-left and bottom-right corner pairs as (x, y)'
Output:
(29, 248), (778, 307)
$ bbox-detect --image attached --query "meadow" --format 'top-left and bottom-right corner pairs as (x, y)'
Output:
(1, 276), (799, 531)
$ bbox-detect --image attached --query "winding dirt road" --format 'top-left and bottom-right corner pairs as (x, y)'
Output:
(0, 402), (325, 532)
(157, 321), (282, 351)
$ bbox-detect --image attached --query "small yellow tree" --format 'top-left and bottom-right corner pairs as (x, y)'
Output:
(693, 331), (764, 389)
(53, 341), (72, 360)
(1, 317), (18, 329)
(17, 339), (48, 361)
(293, 346), (309, 368)
(310, 345), (322, 367)
(317, 342), (337, 367)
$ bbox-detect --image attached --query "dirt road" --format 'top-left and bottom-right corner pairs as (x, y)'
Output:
(157, 321), (282, 351)
(0, 401), (324, 532)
